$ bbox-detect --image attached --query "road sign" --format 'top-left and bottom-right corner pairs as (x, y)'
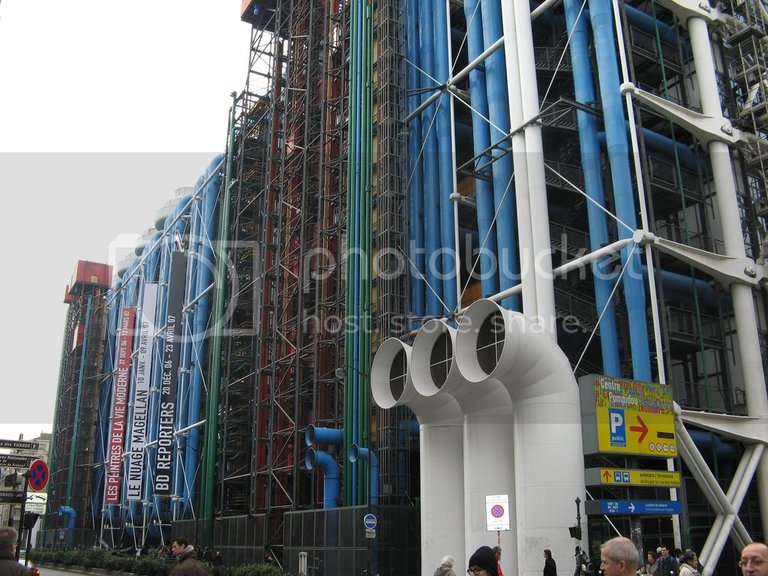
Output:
(580, 376), (677, 457)
(585, 500), (682, 516)
(485, 494), (510, 531)
(363, 513), (377, 530)
(0, 490), (24, 504)
(365, 528), (376, 539)
(25, 492), (47, 514)
(0, 454), (35, 468)
(0, 440), (39, 451)
(27, 459), (49, 492)
(586, 467), (681, 488)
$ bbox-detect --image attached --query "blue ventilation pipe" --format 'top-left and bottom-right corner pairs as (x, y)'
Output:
(589, 0), (652, 380)
(434, 0), (458, 311)
(183, 155), (224, 511)
(563, 0), (622, 376)
(305, 449), (341, 508)
(349, 444), (379, 505)
(600, 127), (699, 172)
(407, 0), (425, 318)
(59, 506), (77, 550)
(623, 4), (679, 45)
(643, 267), (729, 311)
(420, 0), (443, 315)
(481, 0), (519, 310)
(305, 425), (344, 447)
(463, 0), (499, 298)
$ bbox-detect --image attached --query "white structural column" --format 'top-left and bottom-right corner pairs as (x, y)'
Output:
(511, 0), (557, 335)
(687, 15), (768, 537)
(497, 0), (537, 316)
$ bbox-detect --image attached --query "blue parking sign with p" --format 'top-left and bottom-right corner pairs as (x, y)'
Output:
(609, 408), (626, 447)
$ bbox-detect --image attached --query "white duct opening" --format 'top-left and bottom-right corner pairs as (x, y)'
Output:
(411, 319), (516, 569)
(455, 299), (585, 576)
(370, 337), (464, 576)
(372, 299), (585, 576)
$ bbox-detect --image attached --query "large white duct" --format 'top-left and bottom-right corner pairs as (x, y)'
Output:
(370, 337), (464, 576)
(455, 299), (585, 576)
(410, 319), (516, 570)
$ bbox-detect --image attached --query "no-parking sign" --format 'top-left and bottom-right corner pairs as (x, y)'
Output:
(485, 494), (510, 531)
(28, 459), (49, 492)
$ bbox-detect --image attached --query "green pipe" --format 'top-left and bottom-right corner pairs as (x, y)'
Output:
(344, 0), (360, 507)
(359, 0), (373, 504)
(67, 295), (93, 506)
(200, 91), (237, 537)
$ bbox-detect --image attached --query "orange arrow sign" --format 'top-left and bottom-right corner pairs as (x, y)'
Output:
(629, 415), (648, 443)
(602, 470), (611, 482)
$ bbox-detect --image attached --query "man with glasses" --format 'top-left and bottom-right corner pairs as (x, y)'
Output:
(467, 545), (498, 576)
(740, 543), (768, 576)
(600, 536), (639, 576)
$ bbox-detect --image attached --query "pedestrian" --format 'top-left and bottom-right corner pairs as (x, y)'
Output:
(655, 546), (678, 576)
(467, 546), (499, 576)
(544, 549), (558, 576)
(171, 538), (198, 564)
(169, 559), (210, 576)
(678, 550), (700, 576)
(434, 555), (457, 576)
(739, 542), (768, 576)
(600, 536), (639, 576)
(575, 546), (589, 576)
(645, 551), (658, 576)
(0, 527), (31, 576)
(494, 547), (505, 576)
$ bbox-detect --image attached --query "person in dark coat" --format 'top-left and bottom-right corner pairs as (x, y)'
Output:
(544, 549), (558, 576)
(0, 528), (31, 576)
(171, 538), (198, 564)
(655, 546), (678, 576)
(467, 546), (499, 576)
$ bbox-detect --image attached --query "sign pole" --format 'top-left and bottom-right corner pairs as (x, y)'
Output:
(15, 472), (28, 561)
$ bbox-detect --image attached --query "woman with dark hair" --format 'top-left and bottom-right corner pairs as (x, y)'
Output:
(678, 550), (701, 576)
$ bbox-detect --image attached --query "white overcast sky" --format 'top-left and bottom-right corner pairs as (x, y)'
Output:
(0, 1), (252, 442)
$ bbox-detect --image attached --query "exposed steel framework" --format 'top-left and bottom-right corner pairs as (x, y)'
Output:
(47, 279), (109, 544)
(218, 0), (349, 555)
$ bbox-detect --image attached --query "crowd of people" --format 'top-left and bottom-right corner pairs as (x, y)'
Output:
(439, 537), (768, 576)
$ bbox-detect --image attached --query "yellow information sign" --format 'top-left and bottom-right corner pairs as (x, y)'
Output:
(588, 468), (681, 487)
(594, 376), (677, 457)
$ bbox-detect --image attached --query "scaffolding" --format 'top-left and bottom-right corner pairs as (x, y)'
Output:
(47, 275), (109, 547)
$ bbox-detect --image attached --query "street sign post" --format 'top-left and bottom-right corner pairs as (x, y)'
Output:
(0, 440), (39, 451)
(27, 459), (49, 492)
(0, 490), (24, 504)
(585, 499), (683, 515)
(485, 494), (511, 531)
(585, 467), (681, 488)
(580, 376), (677, 457)
(0, 454), (35, 468)
(363, 514), (377, 540)
(25, 492), (47, 514)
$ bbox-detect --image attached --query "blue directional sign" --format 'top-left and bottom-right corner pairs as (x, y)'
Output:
(363, 513), (377, 530)
(585, 500), (682, 516)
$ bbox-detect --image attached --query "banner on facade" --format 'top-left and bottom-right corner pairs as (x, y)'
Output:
(126, 283), (157, 501)
(154, 251), (187, 496)
(106, 306), (135, 504)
